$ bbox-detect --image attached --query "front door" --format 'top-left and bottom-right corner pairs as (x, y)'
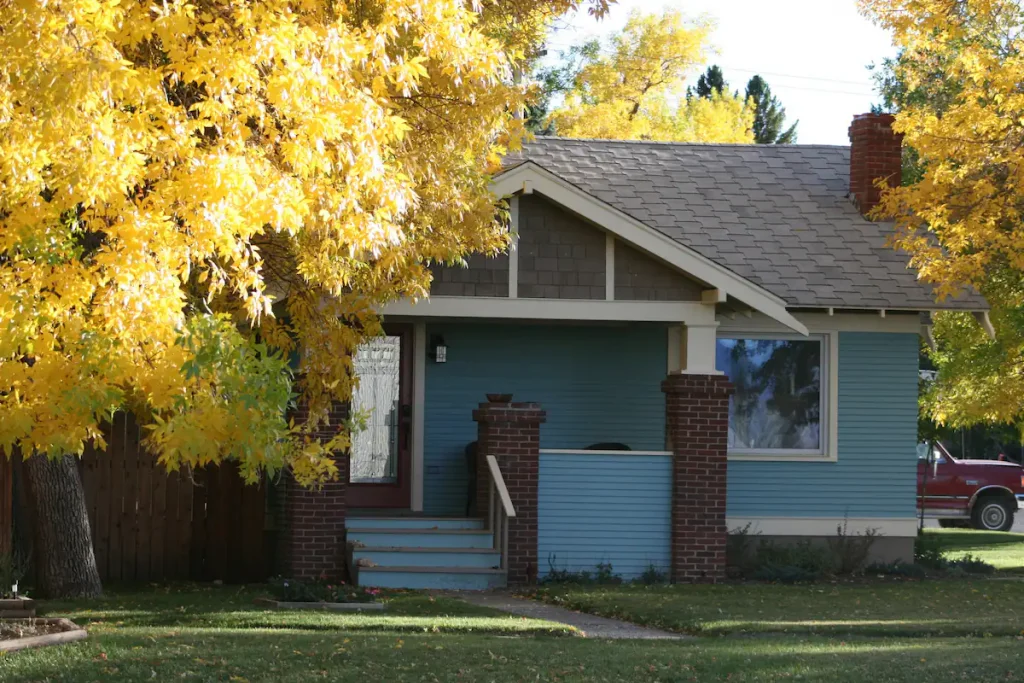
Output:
(347, 326), (412, 508)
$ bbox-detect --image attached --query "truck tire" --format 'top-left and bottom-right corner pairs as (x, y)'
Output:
(971, 498), (1015, 532)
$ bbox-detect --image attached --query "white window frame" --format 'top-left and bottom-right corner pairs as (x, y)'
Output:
(717, 331), (839, 462)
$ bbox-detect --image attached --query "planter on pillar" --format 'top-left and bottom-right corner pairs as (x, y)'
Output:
(662, 373), (734, 583)
(472, 396), (546, 586)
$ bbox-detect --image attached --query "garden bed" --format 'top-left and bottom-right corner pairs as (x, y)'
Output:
(0, 598), (36, 618)
(0, 618), (86, 652)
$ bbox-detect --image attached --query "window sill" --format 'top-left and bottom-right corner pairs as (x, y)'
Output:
(727, 453), (837, 463)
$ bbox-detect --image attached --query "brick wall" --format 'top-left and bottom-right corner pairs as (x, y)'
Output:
(279, 402), (350, 580)
(472, 399), (546, 585)
(429, 253), (510, 297)
(614, 240), (703, 301)
(518, 195), (605, 299)
(848, 113), (903, 217)
(662, 373), (733, 583)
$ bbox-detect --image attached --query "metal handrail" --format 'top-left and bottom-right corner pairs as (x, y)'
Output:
(485, 455), (515, 572)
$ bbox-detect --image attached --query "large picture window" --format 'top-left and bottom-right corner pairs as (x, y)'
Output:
(716, 336), (827, 455)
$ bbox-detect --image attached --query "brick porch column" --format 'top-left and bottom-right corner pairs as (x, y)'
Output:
(662, 373), (734, 583)
(472, 397), (546, 586)
(280, 402), (349, 580)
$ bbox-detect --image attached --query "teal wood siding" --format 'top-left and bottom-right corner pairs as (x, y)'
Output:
(727, 331), (920, 519)
(538, 453), (671, 579)
(423, 323), (668, 514)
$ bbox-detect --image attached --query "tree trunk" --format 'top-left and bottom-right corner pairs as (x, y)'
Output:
(23, 454), (102, 598)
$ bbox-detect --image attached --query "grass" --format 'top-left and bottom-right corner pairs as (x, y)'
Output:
(531, 580), (1024, 637)
(0, 585), (1022, 682)
(929, 528), (1024, 572)
(2, 577), (1024, 683)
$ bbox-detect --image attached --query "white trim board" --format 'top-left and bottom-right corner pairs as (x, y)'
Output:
(718, 311), (921, 335)
(508, 197), (519, 299)
(382, 296), (717, 324)
(491, 162), (808, 336)
(410, 322), (426, 512)
(727, 517), (918, 538)
(540, 449), (673, 456)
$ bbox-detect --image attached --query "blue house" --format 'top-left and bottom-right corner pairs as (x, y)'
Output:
(282, 113), (987, 589)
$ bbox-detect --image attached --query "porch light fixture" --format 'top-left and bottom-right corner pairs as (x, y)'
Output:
(430, 335), (447, 363)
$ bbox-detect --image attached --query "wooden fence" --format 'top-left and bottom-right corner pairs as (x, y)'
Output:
(3, 413), (274, 584)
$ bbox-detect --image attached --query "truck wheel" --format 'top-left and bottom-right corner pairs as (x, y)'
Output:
(971, 498), (1015, 532)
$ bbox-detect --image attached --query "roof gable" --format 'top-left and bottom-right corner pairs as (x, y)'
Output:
(492, 160), (809, 334)
(506, 138), (985, 312)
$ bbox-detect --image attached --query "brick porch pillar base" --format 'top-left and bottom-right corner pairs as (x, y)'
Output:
(473, 397), (546, 586)
(662, 373), (734, 583)
(280, 402), (349, 580)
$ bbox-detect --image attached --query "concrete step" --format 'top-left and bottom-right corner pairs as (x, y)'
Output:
(345, 517), (485, 531)
(352, 546), (501, 569)
(356, 566), (507, 590)
(347, 528), (493, 550)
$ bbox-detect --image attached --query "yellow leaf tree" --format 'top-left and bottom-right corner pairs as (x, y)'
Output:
(546, 10), (754, 142)
(861, 0), (1024, 432)
(0, 0), (606, 597)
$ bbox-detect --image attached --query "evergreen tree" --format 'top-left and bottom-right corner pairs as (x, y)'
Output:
(695, 65), (727, 99)
(745, 75), (799, 144)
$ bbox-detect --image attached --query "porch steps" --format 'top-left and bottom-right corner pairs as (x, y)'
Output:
(346, 516), (505, 590)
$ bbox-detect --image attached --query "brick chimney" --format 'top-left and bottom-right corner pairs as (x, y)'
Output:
(848, 113), (903, 217)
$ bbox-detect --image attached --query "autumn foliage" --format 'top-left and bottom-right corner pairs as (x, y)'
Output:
(862, 0), (1024, 428)
(547, 10), (753, 143)
(0, 0), (603, 483)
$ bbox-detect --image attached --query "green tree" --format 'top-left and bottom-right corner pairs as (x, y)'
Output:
(745, 75), (798, 144)
(695, 65), (727, 99)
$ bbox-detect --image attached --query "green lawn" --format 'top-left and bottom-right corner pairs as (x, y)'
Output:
(531, 580), (1024, 637)
(929, 528), (1024, 572)
(0, 583), (1023, 681)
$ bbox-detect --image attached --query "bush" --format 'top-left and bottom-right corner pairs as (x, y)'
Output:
(541, 556), (623, 585)
(864, 561), (928, 579)
(826, 521), (879, 575)
(914, 531), (948, 569)
(751, 564), (820, 583)
(267, 576), (376, 603)
(635, 564), (668, 585)
(947, 554), (996, 575)
(726, 523), (761, 575)
(755, 539), (835, 576)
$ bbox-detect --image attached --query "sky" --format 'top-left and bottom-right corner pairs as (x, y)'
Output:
(545, 0), (896, 145)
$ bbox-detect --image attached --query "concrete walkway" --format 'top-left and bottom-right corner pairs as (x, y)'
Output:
(450, 591), (688, 640)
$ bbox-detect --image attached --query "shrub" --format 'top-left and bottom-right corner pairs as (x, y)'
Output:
(726, 523), (761, 574)
(826, 521), (879, 575)
(865, 561), (928, 579)
(542, 556), (623, 585)
(914, 531), (948, 569)
(751, 564), (820, 583)
(636, 564), (668, 585)
(755, 539), (834, 576)
(947, 554), (996, 575)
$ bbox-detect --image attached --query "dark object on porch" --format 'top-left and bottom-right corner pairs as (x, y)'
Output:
(465, 441), (478, 516)
(584, 443), (632, 451)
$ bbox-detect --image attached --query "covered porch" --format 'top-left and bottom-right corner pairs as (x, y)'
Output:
(277, 162), (806, 588)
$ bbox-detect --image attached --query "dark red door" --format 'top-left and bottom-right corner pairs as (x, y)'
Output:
(347, 325), (412, 508)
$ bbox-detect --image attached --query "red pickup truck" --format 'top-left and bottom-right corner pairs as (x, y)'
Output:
(918, 441), (1024, 531)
